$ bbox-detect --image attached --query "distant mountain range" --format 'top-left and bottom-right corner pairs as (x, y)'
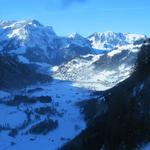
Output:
(0, 20), (147, 65)
(88, 31), (146, 50)
(0, 20), (148, 90)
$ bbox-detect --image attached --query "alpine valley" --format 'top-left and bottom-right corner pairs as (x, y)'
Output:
(0, 20), (149, 150)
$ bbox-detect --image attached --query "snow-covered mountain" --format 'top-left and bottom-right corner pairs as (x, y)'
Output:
(53, 46), (139, 91)
(52, 31), (147, 91)
(0, 19), (58, 62)
(0, 20), (147, 67)
(88, 31), (146, 50)
(0, 20), (94, 66)
(0, 20), (56, 49)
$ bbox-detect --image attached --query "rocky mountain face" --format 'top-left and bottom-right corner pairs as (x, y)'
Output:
(88, 31), (146, 50)
(61, 39), (150, 150)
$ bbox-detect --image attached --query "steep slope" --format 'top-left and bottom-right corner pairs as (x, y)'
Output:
(0, 20), (57, 65)
(61, 39), (150, 150)
(0, 54), (51, 90)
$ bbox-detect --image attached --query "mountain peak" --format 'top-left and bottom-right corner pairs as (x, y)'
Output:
(68, 32), (91, 48)
(0, 19), (57, 52)
(68, 32), (83, 39)
(97, 31), (117, 35)
(25, 19), (42, 26)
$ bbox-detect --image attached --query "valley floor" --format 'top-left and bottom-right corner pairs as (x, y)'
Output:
(0, 79), (92, 150)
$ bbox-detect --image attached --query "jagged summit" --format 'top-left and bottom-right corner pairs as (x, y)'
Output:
(88, 31), (147, 50)
(0, 19), (147, 66)
(68, 32), (82, 38)
(68, 32), (91, 48)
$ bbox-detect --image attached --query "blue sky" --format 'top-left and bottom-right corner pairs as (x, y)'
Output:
(0, 0), (149, 36)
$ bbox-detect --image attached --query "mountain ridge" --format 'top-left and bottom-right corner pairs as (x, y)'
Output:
(0, 19), (147, 90)
(0, 20), (147, 53)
